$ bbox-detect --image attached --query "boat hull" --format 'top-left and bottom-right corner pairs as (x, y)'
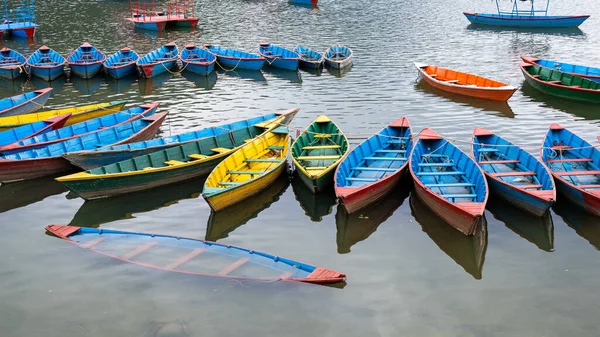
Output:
(104, 63), (137, 79)
(183, 62), (215, 76)
(553, 175), (600, 217)
(0, 89), (52, 117)
(296, 165), (335, 193)
(216, 56), (264, 71)
(64, 145), (183, 170)
(30, 65), (64, 81)
(464, 12), (589, 28)
(337, 168), (407, 214)
(265, 58), (299, 71)
(69, 63), (103, 79)
(133, 21), (167, 31)
(299, 59), (323, 69)
(0, 67), (23, 80)
(325, 57), (352, 70)
(289, 0), (318, 5)
(521, 67), (600, 103)
(486, 176), (553, 217)
(138, 60), (176, 78)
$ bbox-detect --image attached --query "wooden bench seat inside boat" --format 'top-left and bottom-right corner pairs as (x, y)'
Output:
(211, 147), (231, 153)
(227, 171), (264, 175)
(297, 155), (341, 161)
(189, 154), (209, 160)
(479, 160), (520, 164)
(555, 170), (600, 176)
(491, 171), (536, 177)
(363, 157), (406, 161)
(547, 158), (592, 163)
(165, 160), (185, 166)
(302, 145), (341, 150)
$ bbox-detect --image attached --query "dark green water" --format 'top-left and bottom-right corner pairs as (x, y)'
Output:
(1, 0), (600, 336)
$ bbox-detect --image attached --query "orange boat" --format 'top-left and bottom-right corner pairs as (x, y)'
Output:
(414, 63), (517, 101)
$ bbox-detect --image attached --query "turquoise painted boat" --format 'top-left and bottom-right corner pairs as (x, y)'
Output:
(521, 56), (600, 83)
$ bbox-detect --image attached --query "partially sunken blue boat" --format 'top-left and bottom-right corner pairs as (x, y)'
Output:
(103, 47), (139, 79)
(26, 46), (66, 81)
(67, 42), (107, 79)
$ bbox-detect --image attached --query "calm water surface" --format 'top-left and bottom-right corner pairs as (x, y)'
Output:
(1, 0), (600, 336)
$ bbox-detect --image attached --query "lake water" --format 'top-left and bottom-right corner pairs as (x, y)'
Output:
(1, 0), (600, 336)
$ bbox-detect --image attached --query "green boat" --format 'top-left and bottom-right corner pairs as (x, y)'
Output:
(56, 109), (298, 200)
(520, 62), (600, 103)
(291, 115), (349, 193)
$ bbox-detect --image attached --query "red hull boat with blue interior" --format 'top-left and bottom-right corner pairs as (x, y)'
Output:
(137, 42), (179, 78)
(0, 114), (70, 147)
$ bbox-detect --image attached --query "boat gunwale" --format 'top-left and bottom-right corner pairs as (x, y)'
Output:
(463, 12), (590, 21)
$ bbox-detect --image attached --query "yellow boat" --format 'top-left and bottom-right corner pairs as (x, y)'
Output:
(203, 125), (290, 212)
(0, 100), (127, 131)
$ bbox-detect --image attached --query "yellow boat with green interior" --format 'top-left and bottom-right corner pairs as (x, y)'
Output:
(0, 100), (127, 131)
(203, 126), (291, 212)
(292, 115), (349, 193)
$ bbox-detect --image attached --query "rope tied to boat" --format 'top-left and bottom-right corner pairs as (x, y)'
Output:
(215, 58), (243, 72)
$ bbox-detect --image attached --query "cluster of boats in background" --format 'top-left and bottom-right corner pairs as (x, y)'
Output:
(0, 41), (353, 82)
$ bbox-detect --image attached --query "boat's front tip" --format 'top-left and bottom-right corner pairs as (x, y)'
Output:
(299, 267), (346, 284)
(45, 224), (80, 239)
(413, 62), (428, 69)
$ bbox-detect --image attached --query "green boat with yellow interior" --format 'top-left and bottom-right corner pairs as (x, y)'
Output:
(291, 115), (349, 193)
(520, 62), (600, 103)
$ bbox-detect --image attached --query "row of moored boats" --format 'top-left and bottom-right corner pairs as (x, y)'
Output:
(0, 42), (353, 81)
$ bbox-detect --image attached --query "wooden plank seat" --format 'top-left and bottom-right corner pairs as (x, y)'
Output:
(267, 146), (284, 150)
(302, 145), (341, 150)
(491, 171), (536, 177)
(218, 257), (249, 276)
(422, 154), (449, 158)
(364, 157), (406, 161)
(243, 139), (253, 143)
(351, 167), (397, 172)
(297, 155), (341, 160)
(122, 242), (158, 259)
(417, 171), (465, 176)
(211, 147), (231, 153)
(306, 167), (327, 170)
(189, 154), (208, 160)
(244, 159), (280, 163)
(547, 158), (592, 163)
(165, 160), (184, 165)
(376, 149), (407, 153)
(186, 57), (208, 61)
(426, 183), (475, 188)
(346, 177), (377, 182)
(548, 80), (562, 84)
(518, 184), (543, 189)
(418, 163), (454, 167)
(551, 145), (572, 150)
(477, 147), (499, 153)
(479, 160), (520, 164)
(385, 138), (409, 144)
(532, 74), (541, 78)
(219, 182), (240, 186)
(555, 170), (600, 176)
(430, 74), (437, 77)
(227, 171), (264, 175)
(444, 80), (460, 83)
(441, 194), (477, 198)
(164, 248), (206, 270)
(313, 134), (331, 138)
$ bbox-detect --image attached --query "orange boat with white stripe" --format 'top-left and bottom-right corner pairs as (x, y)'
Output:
(414, 62), (517, 101)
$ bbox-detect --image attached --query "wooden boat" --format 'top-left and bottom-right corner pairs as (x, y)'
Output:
(203, 126), (291, 211)
(0, 114), (69, 147)
(258, 42), (300, 71)
(334, 117), (412, 214)
(63, 109), (298, 170)
(464, 0), (589, 28)
(520, 62), (600, 103)
(103, 47), (139, 79)
(0, 110), (167, 183)
(294, 46), (323, 70)
(472, 127), (555, 216)
(67, 42), (106, 79)
(289, 0), (318, 6)
(0, 88), (52, 117)
(204, 44), (265, 71)
(137, 42), (179, 78)
(0, 103), (159, 154)
(521, 56), (600, 83)
(56, 110), (297, 199)
(46, 225), (346, 284)
(180, 44), (216, 76)
(26, 46), (66, 81)
(0, 101), (126, 132)
(415, 63), (516, 101)
(292, 115), (349, 193)
(409, 128), (488, 236)
(541, 124), (600, 217)
(324, 45), (353, 70)
(0, 48), (26, 80)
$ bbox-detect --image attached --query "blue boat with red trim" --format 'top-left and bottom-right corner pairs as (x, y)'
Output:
(289, 0), (318, 7)
(204, 44), (265, 71)
(294, 45), (323, 70)
(0, 114), (69, 147)
(521, 56), (600, 83)
(67, 42), (107, 79)
(0, 47), (26, 80)
(472, 127), (555, 216)
(541, 124), (600, 217)
(137, 42), (179, 78)
(258, 42), (300, 71)
(103, 47), (139, 79)
(0, 87), (52, 117)
(45, 225), (346, 285)
(181, 44), (216, 76)
(26, 46), (66, 81)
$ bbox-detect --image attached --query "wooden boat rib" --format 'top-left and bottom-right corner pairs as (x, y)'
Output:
(521, 56), (600, 83)
(292, 115), (349, 193)
(334, 117), (413, 214)
(0, 47), (26, 80)
(520, 62), (600, 103)
(324, 45), (353, 70)
(0, 101), (127, 131)
(103, 47), (139, 79)
(294, 45), (323, 69)
(0, 88), (53, 117)
(415, 63), (516, 101)
(26, 46), (66, 81)
(203, 126), (291, 211)
(204, 44), (265, 71)
(137, 42), (179, 78)
(0, 103), (159, 154)
(181, 44), (216, 76)
(409, 128), (488, 236)
(472, 127), (555, 216)
(541, 124), (600, 216)
(258, 42), (300, 71)
(46, 225), (346, 284)
(67, 42), (106, 79)
(56, 110), (298, 200)
(62, 109), (299, 170)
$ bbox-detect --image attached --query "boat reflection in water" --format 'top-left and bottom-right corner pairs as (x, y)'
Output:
(487, 195), (554, 252)
(416, 81), (515, 118)
(336, 183), (411, 254)
(0, 76), (28, 93)
(521, 82), (600, 120)
(0, 176), (67, 214)
(465, 24), (585, 37)
(292, 175), (337, 222)
(181, 71), (218, 90)
(264, 68), (302, 84)
(326, 65), (352, 78)
(138, 72), (173, 96)
(71, 76), (104, 95)
(30, 76), (65, 93)
(410, 192), (488, 279)
(216, 68), (267, 83)
(68, 177), (205, 228)
(553, 198), (600, 250)
(106, 75), (138, 94)
(205, 175), (289, 241)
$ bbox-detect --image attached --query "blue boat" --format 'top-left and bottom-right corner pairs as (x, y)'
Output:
(0, 102), (160, 154)
(472, 127), (555, 216)
(409, 128), (488, 236)
(541, 124), (600, 217)
(67, 42), (106, 79)
(26, 45), (66, 81)
(136, 42), (179, 79)
(289, 0), (318, 7)
(258, 42), (300, 71)
(464, 0), (589, 28)
(294, 45), (323, 69)
(0, 114), (69, 147)
(45, 225), (346, 284)
(204, 44), (265, 71)
(181, 44), (216, 76)
(521, 56), (600, 83)
(0, 47), (26, 80)
(63, 109), (299, 170)
(334, 117), (413, 214)
(0, 87), (52, 117)
(324, 45), (353, 69)
(103, 47), (139, 79)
